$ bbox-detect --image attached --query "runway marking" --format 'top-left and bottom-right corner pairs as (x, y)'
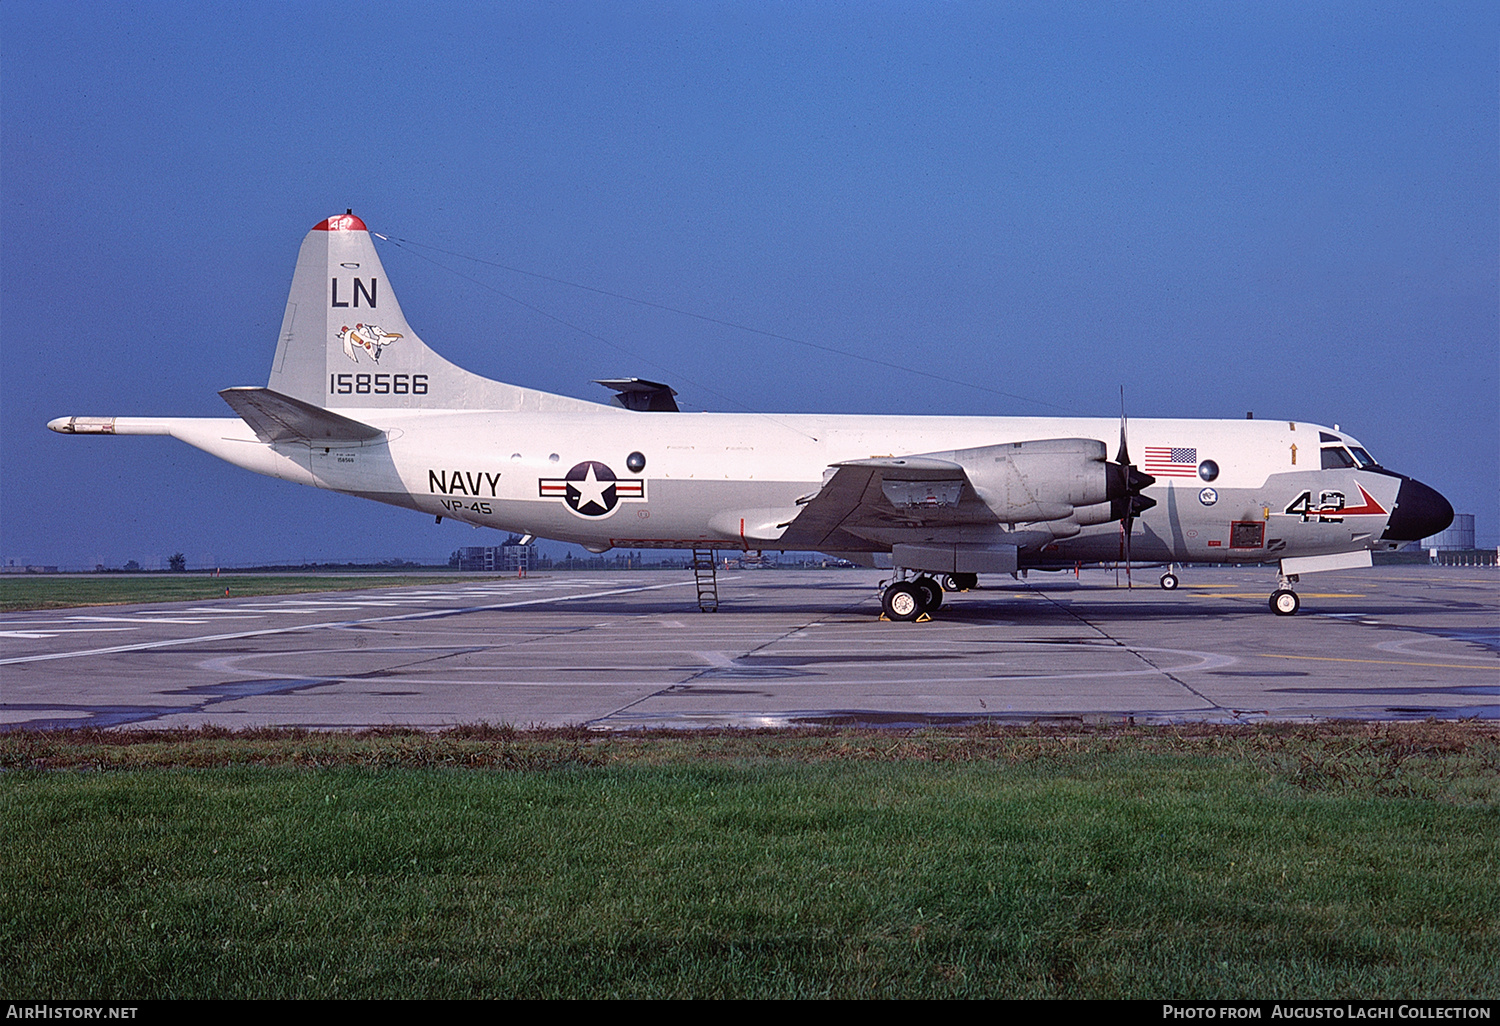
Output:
(0, 614), (250, 626)
(1373, 636), (1495, 660)
(983, 646), (1239, 682)
(0, 627), (140, 639)
(1257, 653), (1496, 671)
(0, 578), (706, 667)
(67, 615), (227, 624)
(1198, 593), (1366, 599)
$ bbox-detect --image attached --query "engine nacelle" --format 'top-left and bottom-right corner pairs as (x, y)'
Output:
(1070, 500), (1120, 527)
(925, 438), (1113, 523)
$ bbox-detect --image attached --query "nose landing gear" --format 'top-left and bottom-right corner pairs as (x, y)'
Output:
(1269, 571), (1301, 616)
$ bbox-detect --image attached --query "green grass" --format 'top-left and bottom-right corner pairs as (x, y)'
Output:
(3, 724), (1496, 998)
(0, 574), (484, 611)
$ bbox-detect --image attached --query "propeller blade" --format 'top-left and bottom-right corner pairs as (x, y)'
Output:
(1104, 384), (1155, 587)
(1116, 386), (1130, 467)
(1114, 386), (1141, 587)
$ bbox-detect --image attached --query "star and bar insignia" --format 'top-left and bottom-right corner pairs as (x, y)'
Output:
(539, 461), (645, 517)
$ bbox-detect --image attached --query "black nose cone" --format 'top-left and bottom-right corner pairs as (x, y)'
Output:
(1381, 476), (1454, 542)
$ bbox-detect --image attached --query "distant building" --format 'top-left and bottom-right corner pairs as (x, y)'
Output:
(452, 535), (534, 573)
(1421, 514), (1496, 566)
(1422, 514), (1475, 552)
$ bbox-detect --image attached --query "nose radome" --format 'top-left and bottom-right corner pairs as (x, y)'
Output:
(1380, 476), (1454, 542)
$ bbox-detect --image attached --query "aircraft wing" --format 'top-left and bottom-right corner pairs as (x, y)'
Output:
(218, 387), (384, 444)
(776, 456), (999, 550)
(776, 437), (1128, 554)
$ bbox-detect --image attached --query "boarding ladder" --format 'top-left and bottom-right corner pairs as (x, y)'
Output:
(691, 548), (719, 612)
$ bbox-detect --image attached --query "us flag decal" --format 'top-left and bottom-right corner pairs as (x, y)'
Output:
(1143, 446), (1200, 478)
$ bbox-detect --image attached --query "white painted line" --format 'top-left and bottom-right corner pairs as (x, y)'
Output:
(0, 579), (705, 666)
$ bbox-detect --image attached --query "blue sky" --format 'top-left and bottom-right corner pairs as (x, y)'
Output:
(3, 1), (1496, 568)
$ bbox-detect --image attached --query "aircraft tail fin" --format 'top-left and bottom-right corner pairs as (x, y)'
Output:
(267, 212), (598, 413)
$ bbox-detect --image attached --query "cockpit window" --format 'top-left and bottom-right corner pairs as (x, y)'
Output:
(1348, 446), (1377, 468)
(1318, 431), (1341, 443)
(1321, 446), (1356, 470)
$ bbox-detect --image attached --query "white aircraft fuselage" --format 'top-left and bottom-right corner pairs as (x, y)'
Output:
(51, 212), (1453, 618)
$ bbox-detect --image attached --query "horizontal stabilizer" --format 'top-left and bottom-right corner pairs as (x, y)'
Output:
(219, 387), (384, 444)
(595, 378), (680, 412)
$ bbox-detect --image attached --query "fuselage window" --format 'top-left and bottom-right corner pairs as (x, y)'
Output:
(1321, 446), (1356, 470)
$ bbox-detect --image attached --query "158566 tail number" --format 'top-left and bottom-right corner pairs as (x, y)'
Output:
(329, 373), (428, 395)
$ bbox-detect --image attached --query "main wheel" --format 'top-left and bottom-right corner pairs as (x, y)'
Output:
(912, 576), (943, 611)
(1269, 589), (1300, 616)
(1160, 572), (1180, 590)
(943, 572), (978, 592)
(882, 582), (922, 621)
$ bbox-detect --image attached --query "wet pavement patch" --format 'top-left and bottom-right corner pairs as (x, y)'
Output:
(1, 704), (199, 731)
(694, 666), (818, 679)
(1208, 670), (1310, 677)
(2, 677), (345, 730)
(175, 678), (336, 699)
(1271, 684), (1498, 696)
(733, 654), (962, 667)
(1383, 705), (1500, 719)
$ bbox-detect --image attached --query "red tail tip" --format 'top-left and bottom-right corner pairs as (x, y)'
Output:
(314, 212), (368, 232)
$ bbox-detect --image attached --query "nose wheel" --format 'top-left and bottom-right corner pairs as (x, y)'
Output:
(1270, 588), (1300, 616)
(1269, 571), (1301, 616)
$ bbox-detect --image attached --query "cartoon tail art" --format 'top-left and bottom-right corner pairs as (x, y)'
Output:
(267, 212), (597, 413)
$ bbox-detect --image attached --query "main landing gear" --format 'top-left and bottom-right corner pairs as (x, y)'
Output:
(880, 573), (945, 622)
(1269, 571), (1301, 616)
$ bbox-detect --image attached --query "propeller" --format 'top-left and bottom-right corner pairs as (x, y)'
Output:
(1108, 388), (1156, 588)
